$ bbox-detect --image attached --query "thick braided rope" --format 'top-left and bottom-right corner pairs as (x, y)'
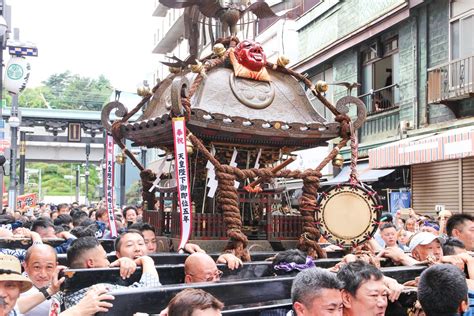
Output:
(140, 169), (158, 211)
(181, 37), (239, 121)
(216, 165), (248, 249)
(349, 123), (359, 184)
(110, 36), (355, 258)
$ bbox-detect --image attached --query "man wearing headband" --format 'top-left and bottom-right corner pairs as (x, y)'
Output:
(419, 220), (440, 235)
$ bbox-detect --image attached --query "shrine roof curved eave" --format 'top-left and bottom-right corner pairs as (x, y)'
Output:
(122, 114), (340, 148)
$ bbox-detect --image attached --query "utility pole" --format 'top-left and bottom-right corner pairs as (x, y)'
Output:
(75, 165), (80, 203)
(0, 0), (3, 205)
(18, 130), (25, 195)
(85, 143), (90, 206)
(7, 28), (19, 211)
(120, 159), (126, 207)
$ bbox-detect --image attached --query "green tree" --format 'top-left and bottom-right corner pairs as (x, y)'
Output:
(5, 71), (113, 110)
(25, 162), (101, 201)
(43, 72), (113, 110)
(18, 87), (48, 108)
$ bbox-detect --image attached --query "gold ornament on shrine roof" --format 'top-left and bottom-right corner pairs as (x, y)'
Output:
(213, 43), (226, 57)
(315, 80), (328, 93)
(169, 66), (182, 74)
(277, 55), (290, 68)
(191, 60), (204, 73)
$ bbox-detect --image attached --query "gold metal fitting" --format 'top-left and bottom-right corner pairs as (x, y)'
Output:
(169, 66), (181, 74)
(332, 153), (344, 168)
(274, 122), (281, 129)
(186, 135), (194, 154)
(191, 60), (204, 73)
(115, 153), (126, 165)
(137, 86), (151, 97)
(276, 55), (290, 68)
(315, 80), (328, 93)
(213, 43), (226, 57)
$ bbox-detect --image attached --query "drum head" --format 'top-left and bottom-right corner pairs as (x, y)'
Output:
(316, 183), (382, 248)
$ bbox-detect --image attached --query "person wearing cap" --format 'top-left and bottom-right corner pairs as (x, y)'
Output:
(381, 231), (474, 271)
(380, 232), (443, 266)
(0, 254), (33, 316)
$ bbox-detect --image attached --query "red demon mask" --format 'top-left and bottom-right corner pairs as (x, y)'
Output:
(234, 40), (267, 72)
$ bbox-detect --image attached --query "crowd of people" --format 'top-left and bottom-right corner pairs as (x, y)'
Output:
(0, 202), (473, 316)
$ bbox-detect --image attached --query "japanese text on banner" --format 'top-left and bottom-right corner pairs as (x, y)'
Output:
(172, 118), (192, 251)
(105, 134), (118, 237)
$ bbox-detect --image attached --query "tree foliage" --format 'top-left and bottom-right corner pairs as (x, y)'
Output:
(25, 162), (101, 200)
(7, 71), (113, 111)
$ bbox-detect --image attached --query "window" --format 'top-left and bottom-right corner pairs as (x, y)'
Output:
(307, 67), (333, 121)
(360, 37), (399, 114)
(451, 14), (474, 60)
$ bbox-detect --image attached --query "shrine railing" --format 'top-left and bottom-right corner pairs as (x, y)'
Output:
(267, 214), (303, 240)
(169, 212), (227, 240)
(143, 187), (302, 240)
(145, 209), (303, 240)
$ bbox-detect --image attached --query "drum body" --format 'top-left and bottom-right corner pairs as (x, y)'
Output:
(316, 183), (382, 248)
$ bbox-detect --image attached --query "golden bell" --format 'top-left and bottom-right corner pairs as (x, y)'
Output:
(115, 153), (126, 165)
(332, 153), (344, 168)
(277, 55), (290, 68)
(213, 43), (226, 57)
(191, 60), (204, 73)
(315, 80), (328, 93)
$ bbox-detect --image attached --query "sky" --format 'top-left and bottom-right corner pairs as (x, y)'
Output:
(6, 0), (156, 93)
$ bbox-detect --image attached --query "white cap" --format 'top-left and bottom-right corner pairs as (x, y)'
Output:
(408, 232), (444, 252)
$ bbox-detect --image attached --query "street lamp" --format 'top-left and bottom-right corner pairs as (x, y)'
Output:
(5, 28), (38, 211)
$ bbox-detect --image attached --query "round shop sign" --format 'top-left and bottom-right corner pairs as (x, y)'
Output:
(4, 56), (31, 95)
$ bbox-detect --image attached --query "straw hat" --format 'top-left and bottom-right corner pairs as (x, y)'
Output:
(0, 254), (33, 293)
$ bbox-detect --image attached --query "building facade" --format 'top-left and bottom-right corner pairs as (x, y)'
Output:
(292, 0), (474, 214)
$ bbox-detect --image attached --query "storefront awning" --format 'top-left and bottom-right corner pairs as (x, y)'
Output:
(369, 126), (474, 169)
(322, 163), (395, 186)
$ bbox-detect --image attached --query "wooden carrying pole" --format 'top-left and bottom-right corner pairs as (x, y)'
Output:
(244, 157), (295, 192)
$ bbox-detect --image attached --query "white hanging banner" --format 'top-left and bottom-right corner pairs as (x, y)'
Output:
(230, 147), (240, 189)
(254, 148), (262, 168)
(4, 56), (30, 95)
(172, 117), (192, 251)
(206, 145), (218, 198)
(149, 157), (167, 193)
(105, 134), (118, 237)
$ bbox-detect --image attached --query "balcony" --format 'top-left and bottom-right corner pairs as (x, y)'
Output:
(427, 55), (474, 104)
(358, 83), (400, 116)
(152, 14), (185, 54)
